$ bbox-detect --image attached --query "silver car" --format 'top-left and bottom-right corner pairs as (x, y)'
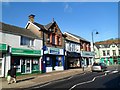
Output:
(92, 63), (107, 72)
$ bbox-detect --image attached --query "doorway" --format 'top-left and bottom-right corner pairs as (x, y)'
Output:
(21, 59), (31, 74)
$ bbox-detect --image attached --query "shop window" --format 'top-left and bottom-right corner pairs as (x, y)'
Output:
(46, 57), (51, 66)
(58, 57), (62, 66)
(32, 59), (39, 71)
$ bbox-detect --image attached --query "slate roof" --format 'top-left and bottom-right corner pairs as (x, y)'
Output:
(33, 22), (45, 30)
(0, 22), (41, 39)
(66, 32), (89, 42)
(45, 22), (53, 30)
(95, 41), (120, 49)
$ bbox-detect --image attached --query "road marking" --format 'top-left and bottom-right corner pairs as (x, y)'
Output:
(69, 74), (105, 90)
(32, 73), (86, 89)
(110, 70), (118, 74)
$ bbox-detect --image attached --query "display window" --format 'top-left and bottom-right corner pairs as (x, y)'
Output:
(32, 59), (39, 71)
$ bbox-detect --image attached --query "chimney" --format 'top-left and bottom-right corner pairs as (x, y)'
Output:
(29, 14), (35, 23)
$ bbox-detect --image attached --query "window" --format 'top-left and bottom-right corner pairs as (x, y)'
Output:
(107, 50), (110, 56)
(21, 36), (34, 46)
(72, 44), (75, 52)
(112, 50), (116, 56)
(119, 50), (120, 55)
(103, 50), (106, 56)
(52, 34), (55, 44)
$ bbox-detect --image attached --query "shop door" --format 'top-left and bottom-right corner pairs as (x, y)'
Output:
(21, 59), (31, 74)
(21, 59), (25, 73)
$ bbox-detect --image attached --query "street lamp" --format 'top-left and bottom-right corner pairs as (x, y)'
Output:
(91, 30), (99, 52)
(91, 30), (99, 64)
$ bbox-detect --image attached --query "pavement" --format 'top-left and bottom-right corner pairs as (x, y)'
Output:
(0, 67), (91, 89)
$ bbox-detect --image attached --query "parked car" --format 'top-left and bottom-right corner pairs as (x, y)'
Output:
(91, 62), (107, 72)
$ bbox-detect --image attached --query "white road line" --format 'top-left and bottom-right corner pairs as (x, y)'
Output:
(69, 74), (105, 90)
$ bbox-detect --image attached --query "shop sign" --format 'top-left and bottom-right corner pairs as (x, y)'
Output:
(49, 48), (59, 54)
(11, 48), (41, 56)
(81, 51), (95, 57)
(0, 44), (7, 51)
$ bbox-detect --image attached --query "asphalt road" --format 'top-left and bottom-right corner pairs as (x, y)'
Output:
(25, 65), (120, 90)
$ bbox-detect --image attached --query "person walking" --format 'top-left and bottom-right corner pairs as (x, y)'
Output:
(7, 69), (11, 84)
(10, 66), (17, 83)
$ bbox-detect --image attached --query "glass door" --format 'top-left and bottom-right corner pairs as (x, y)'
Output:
(26, 59), (31, 73)
(21, 59), (31, 74)
(21, 59), (25, 73)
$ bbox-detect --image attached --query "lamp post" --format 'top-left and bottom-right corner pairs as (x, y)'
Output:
(91, 30), (99, 52)
(91, 30), (99, 64)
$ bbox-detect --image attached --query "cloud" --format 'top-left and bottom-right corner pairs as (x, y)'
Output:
(64, 3), (73, 13)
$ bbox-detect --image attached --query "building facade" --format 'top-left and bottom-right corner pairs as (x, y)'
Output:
(0, 22), (42, 77)
(94, 39), (120, 65)
(64, 32), (94, 69)
(26, 15), (65, 73)
(64, 32), (81, 69)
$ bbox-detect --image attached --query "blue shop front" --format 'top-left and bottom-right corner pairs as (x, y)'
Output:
(42, 47), (64, 73)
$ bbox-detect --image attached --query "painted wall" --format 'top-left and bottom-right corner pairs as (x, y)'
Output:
(0, 32), (42, 50)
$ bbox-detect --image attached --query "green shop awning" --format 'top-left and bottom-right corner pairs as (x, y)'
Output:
(0, 44), (8, 52)
(11, 48), (41, 56)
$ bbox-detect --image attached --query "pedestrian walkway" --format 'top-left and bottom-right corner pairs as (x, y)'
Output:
(1, 67), (91, 89)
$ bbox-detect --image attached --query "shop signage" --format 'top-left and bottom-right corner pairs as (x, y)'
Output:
(0, 44), (7, 51)
(81, 51), (95, 57)
(11, 48), (41, 56)
(50, 48), (59, 54)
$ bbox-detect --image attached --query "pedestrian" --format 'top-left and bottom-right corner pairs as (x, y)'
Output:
(10, 66), (17, 83)
(7, 69), (11, 84)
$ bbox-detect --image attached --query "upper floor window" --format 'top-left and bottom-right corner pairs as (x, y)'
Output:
(103, 50), (106, 56)
(119, 50), (120, 55)
(112, 50), (116, 56)
(107, 50), (110, 56)
(20, 36), (34, 46)
(52, 34), (55, 45)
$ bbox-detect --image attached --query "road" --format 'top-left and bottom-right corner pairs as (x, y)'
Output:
(25, 65), (120, 90)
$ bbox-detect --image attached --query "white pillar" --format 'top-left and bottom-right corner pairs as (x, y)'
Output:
(5, 53), (11, 77)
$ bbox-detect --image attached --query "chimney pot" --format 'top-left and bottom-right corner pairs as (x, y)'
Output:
(29, 14), (35, 23)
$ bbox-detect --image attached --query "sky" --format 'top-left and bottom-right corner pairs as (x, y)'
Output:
(1, 1), (118, 42)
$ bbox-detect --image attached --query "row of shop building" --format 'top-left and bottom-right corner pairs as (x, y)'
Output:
(0, 15), (94, 77)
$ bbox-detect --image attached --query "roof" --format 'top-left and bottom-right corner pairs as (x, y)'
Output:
(66, 32), (89, 42)
(45, 22), (53, 30)
(95, 39), (120, 49)
(0, 22), (41, 39)
(33, 22), (45, 30)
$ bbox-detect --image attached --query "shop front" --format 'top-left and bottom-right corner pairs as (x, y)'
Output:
(66, 51), (81, 69)
(81, 51), (94, 67)
(11, 48), (41, 76)
(42, 47), (64, 73)
(0, 44), (8, 77)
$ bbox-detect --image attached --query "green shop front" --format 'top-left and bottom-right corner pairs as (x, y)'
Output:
(11, 48), (41, 75)
(0, 44), (8, 77)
